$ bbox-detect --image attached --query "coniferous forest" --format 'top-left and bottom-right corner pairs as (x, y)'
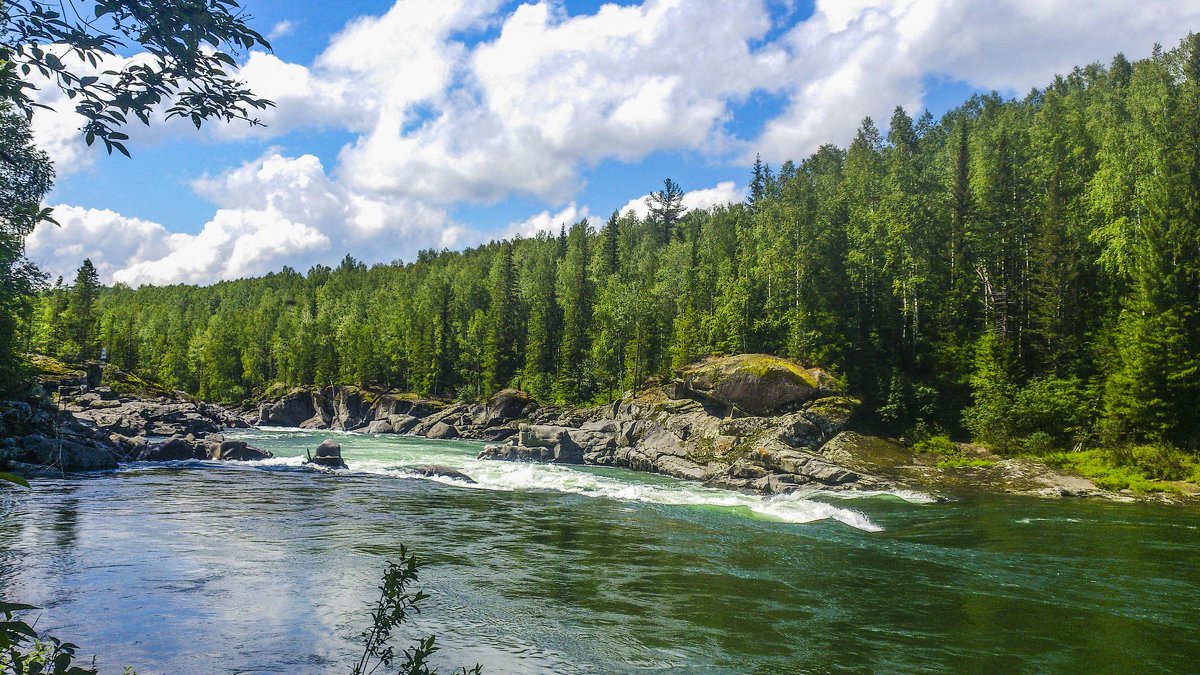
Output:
(21, 36), (1200, 458)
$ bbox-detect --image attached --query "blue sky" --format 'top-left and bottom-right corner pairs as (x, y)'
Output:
(24, 0), (1200, 285)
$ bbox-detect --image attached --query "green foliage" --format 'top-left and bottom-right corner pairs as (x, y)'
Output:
(913, 435), (996, 468)
(1, 0), (273, 157)
(913, 435), (957, 456)
(0, 106), (51, 395)
(0, 471), (30, 487)
(0, 601), (99, 674)
(1043, 449), (1181, 494)
(353, 547), (482, 675)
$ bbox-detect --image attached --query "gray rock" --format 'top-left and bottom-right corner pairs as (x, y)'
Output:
(17, 434), (118, 471)
(208, 439), (273, 461)
(409, 464), (476, 483)
(387, 415), (421, 434)
(307, 439), (347, 469)
(366, 420), (393, 434)
(139, 438), (204, 462)
(426, 422), (460, 440)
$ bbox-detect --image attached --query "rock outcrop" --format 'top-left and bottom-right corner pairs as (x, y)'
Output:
(254, 386), (531, 441)
(477, 354), (870, 494)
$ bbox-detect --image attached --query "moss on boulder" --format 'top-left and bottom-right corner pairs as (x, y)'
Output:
(676, 354), (822, 416)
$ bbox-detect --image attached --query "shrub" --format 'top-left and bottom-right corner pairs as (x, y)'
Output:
(913, 435), (958, 456)
(1111, 445), (1196, 482)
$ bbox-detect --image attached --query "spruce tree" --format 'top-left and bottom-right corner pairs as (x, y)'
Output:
(483, 243), (519, 395)
(65, 259), (101, 360)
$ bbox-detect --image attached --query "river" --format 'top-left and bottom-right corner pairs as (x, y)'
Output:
(1, 429), (1198, 673)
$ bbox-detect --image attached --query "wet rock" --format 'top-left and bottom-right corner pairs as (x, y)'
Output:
(139, 438), (204, 462)
(409, 464), (476, 483)
(307, 439), (347, 469)
(15, 434), (118, 471)
(208, 439), (272, 461)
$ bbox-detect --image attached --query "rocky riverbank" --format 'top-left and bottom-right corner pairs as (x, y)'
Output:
(250, 353), (1134, 501)
(0, 357), (270, 476)
(2, 354), (1172, 502)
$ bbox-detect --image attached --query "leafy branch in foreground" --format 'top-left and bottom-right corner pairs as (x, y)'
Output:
(353, 547), (482, 675)
(1, 0), (274, 158)
(0, 601), (99, 674)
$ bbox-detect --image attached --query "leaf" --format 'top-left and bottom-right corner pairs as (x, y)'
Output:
(0, 602), (38, 613)
(0, 472), (30, 488)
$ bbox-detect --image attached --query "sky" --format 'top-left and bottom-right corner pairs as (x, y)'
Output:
(21, 0), (1200, 286)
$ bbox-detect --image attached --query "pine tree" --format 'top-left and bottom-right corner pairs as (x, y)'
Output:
(556, 221), (594, 401)
(64, 259), (101, 360)
(646, 178), (686, 244)
(483, 243), (519, 395)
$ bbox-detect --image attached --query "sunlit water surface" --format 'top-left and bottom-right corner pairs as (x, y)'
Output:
(2, 429), (1198, 673)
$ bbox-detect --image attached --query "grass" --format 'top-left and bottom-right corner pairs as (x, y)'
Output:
(936, 457), (996, 469)
(1042, 446), (1200, 494)
(914, 435), (996, 469)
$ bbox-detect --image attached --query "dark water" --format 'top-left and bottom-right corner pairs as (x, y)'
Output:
(1, 430), (1198, 673)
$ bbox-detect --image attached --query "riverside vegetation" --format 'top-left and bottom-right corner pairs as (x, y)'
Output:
(9, 37), (1200, 494)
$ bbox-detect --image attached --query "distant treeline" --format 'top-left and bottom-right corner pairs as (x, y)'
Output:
(31, 36), (1200, 453)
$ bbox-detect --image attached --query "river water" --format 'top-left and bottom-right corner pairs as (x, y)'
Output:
(1, 429), (1198, 673)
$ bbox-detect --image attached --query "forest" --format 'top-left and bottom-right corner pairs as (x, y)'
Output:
(18, 36), (1200, 459)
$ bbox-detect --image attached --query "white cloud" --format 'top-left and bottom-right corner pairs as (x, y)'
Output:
(27, 152), (460, 286)
(498, 202), (590, 241)
(756, 0), (1200, 163)
(268, 20), (296, 40)
(621, 180), (746, 219)
(24, 206), (184, 283)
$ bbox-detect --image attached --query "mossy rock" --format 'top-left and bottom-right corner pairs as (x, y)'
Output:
(676, 354), (822, 416)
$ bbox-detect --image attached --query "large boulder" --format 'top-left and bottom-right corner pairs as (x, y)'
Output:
(387, 415), (421, 434)
(307, 439), (347, 469)
(138, 438), (204, 461)
(426, 422), (460, 440)
(15, 434), (119, 471)
(258, 390), (318, 427)
(675, 354), (821, 416)
(487, 389), (535, 424)
(366, 420), (393, 434)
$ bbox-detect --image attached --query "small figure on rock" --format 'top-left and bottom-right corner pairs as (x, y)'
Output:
(306, 439), (348, 470)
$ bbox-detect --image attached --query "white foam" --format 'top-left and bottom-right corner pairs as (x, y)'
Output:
(223, 430), (898, 532)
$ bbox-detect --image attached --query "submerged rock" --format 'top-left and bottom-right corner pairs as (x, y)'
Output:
(207, 439), (273, 461)
(409, 464), (475, 483)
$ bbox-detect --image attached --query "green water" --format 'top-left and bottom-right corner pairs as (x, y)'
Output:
(1, 429), (1198, 673)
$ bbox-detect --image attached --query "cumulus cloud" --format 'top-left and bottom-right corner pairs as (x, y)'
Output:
(620, 181), (746, 219)
(268, 20), (296, 40)
(498, 202), (591, 241)
(27, 152), (459, 285)
(756, 0), (1200, 162)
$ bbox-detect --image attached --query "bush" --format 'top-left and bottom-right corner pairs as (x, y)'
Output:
(1044, 447), (1200, 493)
(1111, 445), (1196, 481)
(913, 435), (958, 456)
